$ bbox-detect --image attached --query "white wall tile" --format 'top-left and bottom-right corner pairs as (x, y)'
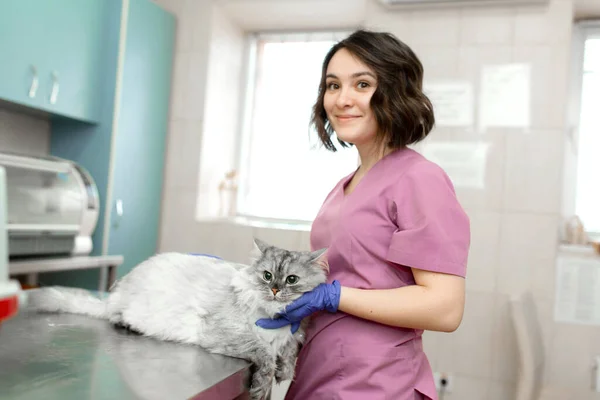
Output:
(512, 45), (570, 130)
(536, 298), (558, 369)
(365, 0), (414, 41)
(416, 46), (460, 79)
(164, 119), (203, 190)
(491, 294), (519, 383)
(222, 0), (366, 31)
(212, 222), (254, 261)
(546, 323), (600, 391)
(497, 213), (559, 297)
(515, 0), (573, 45)
(460, 8), (515, 45)
(408, 9), (462, 46)
(425, 133), (505, 212)
(175, 0), (209, 53)
(196, 5), (244, 219)
(458, 45), (513, 110)
(252, 227), (304, 252)
(422, 330), (441, 371)
(464, 210), (502, 292)
(538, 386), (594, 400)
(440, 375), (490, 399)
(170, 52), (192, 120)
(503, 130), (564, 214)
(297, 230), (311, 252)
(159, 188), (200, 252)
(431, 327), (459, 377)
(486, 380), (517, 400)
(150, 0), (183, 16)
(184, 52), (210, 118)
(458, 44), (513, 79)
(452, 291), (495, 378)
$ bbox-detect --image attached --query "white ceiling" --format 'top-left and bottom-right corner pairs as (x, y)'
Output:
(221, 0), (600, 21)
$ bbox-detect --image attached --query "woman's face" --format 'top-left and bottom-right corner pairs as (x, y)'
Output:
(323, 48), (379, 148)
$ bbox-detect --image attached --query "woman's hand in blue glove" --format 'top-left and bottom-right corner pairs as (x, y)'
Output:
(255, 280), (341, 333)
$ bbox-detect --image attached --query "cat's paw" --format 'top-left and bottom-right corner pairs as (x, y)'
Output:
(275, 361), (295, 383)
(249, 384), (270, 400)
(249, 366), (274, 400)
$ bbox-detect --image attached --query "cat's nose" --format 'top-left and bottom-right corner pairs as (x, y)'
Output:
(271, 288), (279, 295)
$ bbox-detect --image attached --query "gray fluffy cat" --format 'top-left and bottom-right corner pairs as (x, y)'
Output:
(26, 238), (328, 400)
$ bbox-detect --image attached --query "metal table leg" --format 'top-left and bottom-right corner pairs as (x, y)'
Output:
(107, 265), (117, 291)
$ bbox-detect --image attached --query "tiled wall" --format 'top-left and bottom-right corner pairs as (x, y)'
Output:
(155, 0), (600, 399)
(0, 107), (50, 155)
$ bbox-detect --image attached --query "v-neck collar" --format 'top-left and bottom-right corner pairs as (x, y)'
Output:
(341, 147), (409, 199)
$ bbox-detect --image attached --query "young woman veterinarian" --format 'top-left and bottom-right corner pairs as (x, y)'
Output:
(257, 29), (471, 400)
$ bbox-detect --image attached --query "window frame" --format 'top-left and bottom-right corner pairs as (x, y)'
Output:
(233, 30), (355, 225)
(566, 20), (600, 240)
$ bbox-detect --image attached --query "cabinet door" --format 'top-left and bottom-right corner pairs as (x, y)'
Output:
(40, 0), (108, 122)
(0, 0), (47, 109)
(107, 0), (175, 277)
(0, 0), (107, 122)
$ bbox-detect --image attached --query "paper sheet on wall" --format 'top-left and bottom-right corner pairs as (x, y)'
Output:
(554, 256), (600, 325)
(421, 142), (489, 189)
(479, 63), (531, 130)
(424, 82), (474, 127)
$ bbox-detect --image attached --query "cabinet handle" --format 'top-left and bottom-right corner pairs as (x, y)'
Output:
(28, 65), (38, 98)
(49, 71), (59, 104)
(115, 199), (124, 217)
(113, 199), (124, 228)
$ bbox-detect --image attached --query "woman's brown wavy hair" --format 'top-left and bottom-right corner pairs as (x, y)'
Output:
(312, 29), (435, 151)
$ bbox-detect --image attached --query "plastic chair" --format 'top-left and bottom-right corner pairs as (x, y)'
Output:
(509, 291), (545, 400)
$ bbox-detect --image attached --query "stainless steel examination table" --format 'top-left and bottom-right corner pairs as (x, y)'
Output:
(0, 311), (251, 399)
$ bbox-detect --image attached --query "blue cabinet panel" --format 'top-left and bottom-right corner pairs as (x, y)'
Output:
(43, 0), (109, 122)
(0, 0), (108, 122)
(0, 0), (47, 109)
(45, 0), (124, 290)
(107, 0), (175, 278)
(46, 0), (175, 289)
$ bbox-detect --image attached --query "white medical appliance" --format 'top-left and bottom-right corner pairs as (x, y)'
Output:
(0, 152), (99, 258)
(0, 165), (22, 324)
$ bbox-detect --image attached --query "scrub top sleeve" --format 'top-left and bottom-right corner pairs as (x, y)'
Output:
(386, 161), (470, 278)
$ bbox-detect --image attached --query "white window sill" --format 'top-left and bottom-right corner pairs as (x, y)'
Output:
(558, 243), (600, 259)
(198, 216), (312, 232)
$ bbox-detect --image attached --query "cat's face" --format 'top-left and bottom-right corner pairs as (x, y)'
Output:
(248, 238), (328, 303)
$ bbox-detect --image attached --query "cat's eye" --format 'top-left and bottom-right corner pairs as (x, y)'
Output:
(285, 275), (299, 285)
(263, 271), (273, 281)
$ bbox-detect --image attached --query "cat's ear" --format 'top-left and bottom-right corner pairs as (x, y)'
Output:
(253, 238), (270, 254)
(308, 248), (329, 272)
(249, 238), (269, 263)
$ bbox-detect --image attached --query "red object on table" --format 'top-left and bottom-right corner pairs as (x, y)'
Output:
(0, 295), (18, 323)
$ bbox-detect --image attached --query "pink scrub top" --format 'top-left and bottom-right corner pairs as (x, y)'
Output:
(285, 148), (470, 400)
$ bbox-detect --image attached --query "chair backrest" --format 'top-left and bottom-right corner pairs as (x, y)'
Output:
(510, 291), (545, 400)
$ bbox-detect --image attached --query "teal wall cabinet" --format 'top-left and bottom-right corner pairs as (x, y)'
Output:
(0, 0), (109, 123)
(45, 0), (175, 289)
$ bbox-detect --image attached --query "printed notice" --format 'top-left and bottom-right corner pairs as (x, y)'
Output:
(554, 256), (600, 326)
(421, 142), (490, 189)
(424, 82), (474, 127)
(479, 63), (531, 130)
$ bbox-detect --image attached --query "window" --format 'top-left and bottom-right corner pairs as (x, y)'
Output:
(236, 32), (358, 223)
(574, 25), (600, 237)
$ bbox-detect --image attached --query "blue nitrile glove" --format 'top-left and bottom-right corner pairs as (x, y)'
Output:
(189, 253), (222, 259)
(255, 280), (341, 334)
